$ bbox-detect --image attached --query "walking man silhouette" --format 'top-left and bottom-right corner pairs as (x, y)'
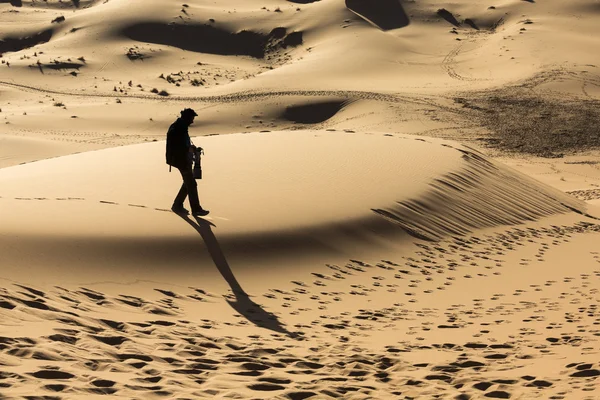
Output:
(166, 108), (209, 217)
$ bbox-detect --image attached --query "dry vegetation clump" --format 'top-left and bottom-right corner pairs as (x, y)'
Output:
(455, 91), (600, 157)
(149, 88), (169, 96)
(126, 47), (146, 61)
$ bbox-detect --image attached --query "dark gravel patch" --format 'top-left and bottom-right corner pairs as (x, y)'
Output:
(454, 92), (600, 157)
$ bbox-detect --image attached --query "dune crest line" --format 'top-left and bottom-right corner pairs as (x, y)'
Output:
(373, 148), (588, 241)
(0, 79), (446, 107)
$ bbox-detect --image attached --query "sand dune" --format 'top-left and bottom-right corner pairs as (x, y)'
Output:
(0, 130), (458, 280)
(1, 130), (599, 399)
(1, 130), (592, 276)
(2, 0), (600, 398)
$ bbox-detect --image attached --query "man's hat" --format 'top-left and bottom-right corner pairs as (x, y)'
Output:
(181, 108), (198, 117)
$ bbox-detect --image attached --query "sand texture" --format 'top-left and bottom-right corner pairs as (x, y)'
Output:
(2, 0), (600, 398)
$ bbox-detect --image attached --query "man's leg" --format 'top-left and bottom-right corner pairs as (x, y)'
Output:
(178, 166), (202, 212)
(173, 180), (188, 209)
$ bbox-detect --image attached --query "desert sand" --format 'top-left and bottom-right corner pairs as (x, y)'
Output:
(2, 0), (600, 399)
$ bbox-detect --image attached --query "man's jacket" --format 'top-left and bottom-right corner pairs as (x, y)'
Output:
(166, 118), (192, 169)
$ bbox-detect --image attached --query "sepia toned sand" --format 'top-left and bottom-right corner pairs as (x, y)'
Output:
(2, 0), (600, 398)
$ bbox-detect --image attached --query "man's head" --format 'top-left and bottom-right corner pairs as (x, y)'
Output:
(180, 108), (198, 125)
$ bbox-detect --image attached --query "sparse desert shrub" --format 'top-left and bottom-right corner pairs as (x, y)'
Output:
(116, 98), (122, 103)
(158, 90), (169, 96)
(53, 102), (64, 107)
(151, 88), (159, 93)
(126, 48), (145, 61)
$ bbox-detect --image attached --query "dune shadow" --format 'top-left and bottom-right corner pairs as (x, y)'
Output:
(44, 62), (83, 70)
(122, 23), (265, 58)
(464, 18), (480, 30)
(121, 23), (302, 59)
(346, 0), (409, 30)
(177, 215), (297, 338)
(437, 8), (461, 27)
(0, 0), (22, 6)
(371, 148), (587, 241)
(282, 100), (348, 124)
(0, 29), (53, 55)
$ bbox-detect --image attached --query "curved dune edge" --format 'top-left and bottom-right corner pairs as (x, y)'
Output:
(0, 130), (592, 285)
(373, 147), (590, 241)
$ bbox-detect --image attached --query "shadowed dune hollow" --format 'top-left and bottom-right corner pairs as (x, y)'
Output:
(0, 29), (53, 56)
(120, 23), (303, 58)
(0, 0), (22, 6)
(346, 0), (409, 30)
(282, 100), (349, 123)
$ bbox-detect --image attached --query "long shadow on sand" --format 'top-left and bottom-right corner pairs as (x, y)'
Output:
(178, 215), (297, 338)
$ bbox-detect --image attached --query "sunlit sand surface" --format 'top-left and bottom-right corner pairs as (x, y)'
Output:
(2, 0), (600, 398)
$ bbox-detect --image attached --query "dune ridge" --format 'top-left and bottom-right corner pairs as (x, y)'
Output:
(374, 146), (589, 241)
(0, 130), (594, 282)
